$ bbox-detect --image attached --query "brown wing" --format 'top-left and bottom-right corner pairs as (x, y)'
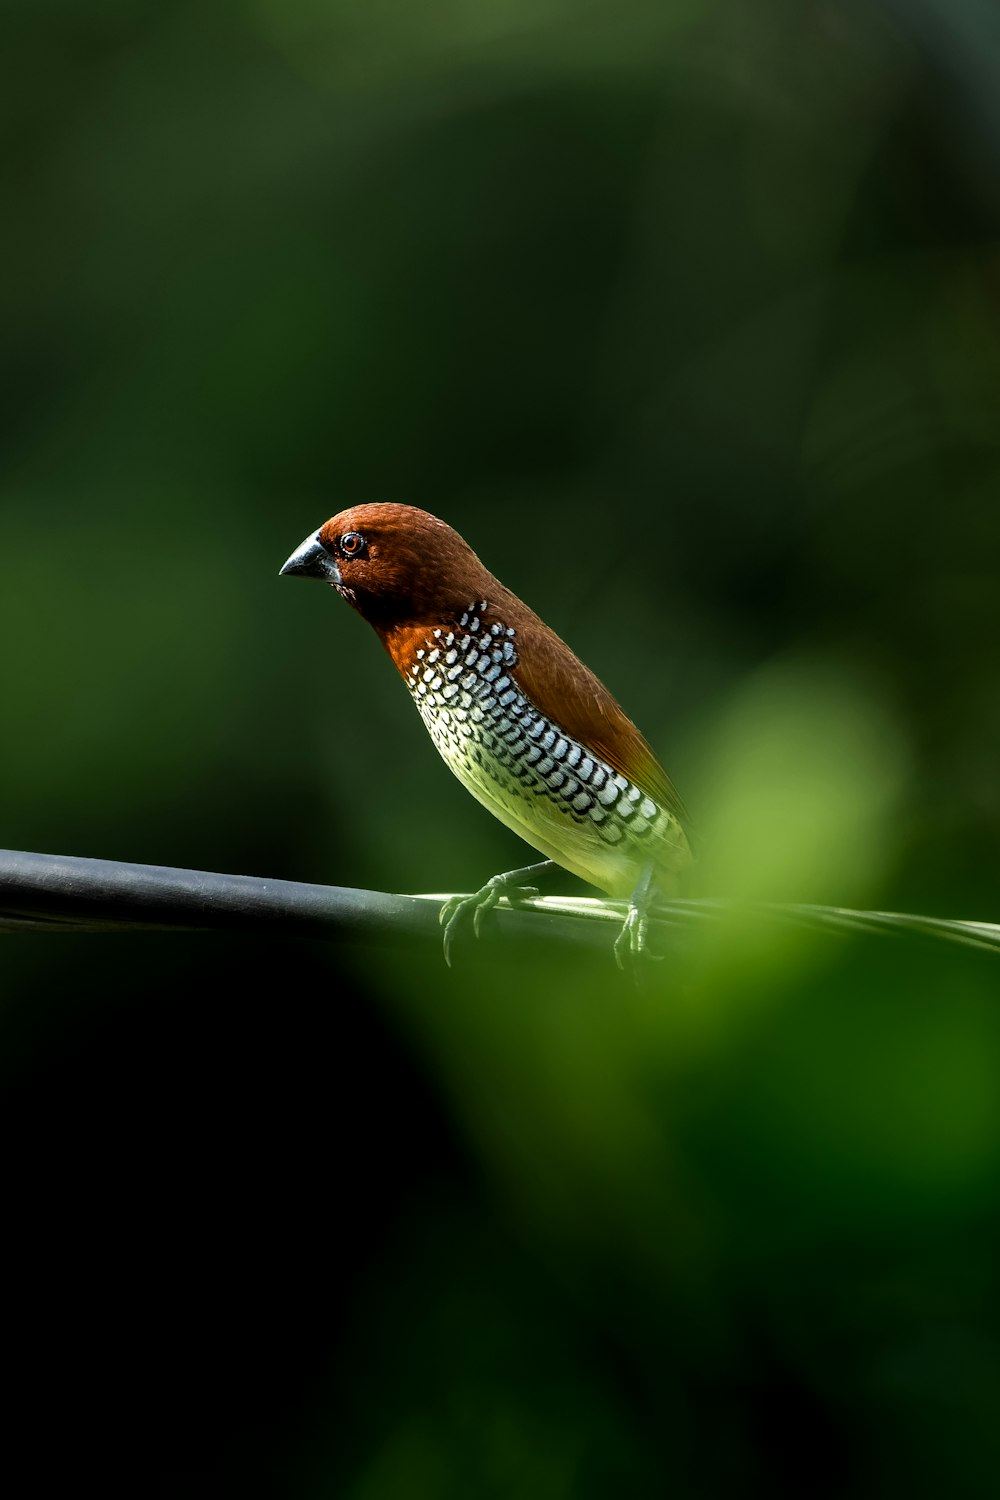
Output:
(501, 594), (693, 835)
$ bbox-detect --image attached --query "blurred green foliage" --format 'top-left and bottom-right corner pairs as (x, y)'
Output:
(3, 0), (1000, 1494)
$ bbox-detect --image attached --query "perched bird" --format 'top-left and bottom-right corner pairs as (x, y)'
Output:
(280, 504), (692, 964)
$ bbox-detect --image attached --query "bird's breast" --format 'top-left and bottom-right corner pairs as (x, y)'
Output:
(398, 606), (688, 896)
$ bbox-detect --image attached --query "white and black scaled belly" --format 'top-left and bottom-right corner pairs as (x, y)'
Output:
(402, 602), (673, 895)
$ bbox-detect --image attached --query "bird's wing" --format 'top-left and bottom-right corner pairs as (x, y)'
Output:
(509, 611), (693, 835)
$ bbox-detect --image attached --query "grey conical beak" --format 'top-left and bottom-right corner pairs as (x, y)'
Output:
(279, 531), (342, 584)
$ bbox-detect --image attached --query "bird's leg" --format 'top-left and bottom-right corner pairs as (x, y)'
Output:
(614, 861), (663, 972)
(439, 860), (557, 967)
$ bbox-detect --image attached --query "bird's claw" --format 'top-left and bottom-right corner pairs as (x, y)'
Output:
(614, 904), (643, 971)
(438, 871), (545, 966)
(614, 865), (665, 975)
(613, 906), (665, 971)
(439, 878), (503, 966)
(439, 860), (666, 974)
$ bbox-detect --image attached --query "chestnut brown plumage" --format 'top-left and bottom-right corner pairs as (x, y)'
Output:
(280, 503), (692, 963)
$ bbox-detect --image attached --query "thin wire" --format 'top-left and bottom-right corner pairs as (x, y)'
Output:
(2, 848), (996, 959)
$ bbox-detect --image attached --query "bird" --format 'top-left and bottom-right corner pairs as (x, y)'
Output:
(279, 504), (692, 965)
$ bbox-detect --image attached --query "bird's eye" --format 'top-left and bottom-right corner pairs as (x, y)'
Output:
(339, 531), (366, 558)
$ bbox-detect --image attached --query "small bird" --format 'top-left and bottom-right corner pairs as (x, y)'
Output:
(280, 504), (692, 965)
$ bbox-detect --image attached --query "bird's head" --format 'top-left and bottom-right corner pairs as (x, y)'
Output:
(279, 503), (498, 633)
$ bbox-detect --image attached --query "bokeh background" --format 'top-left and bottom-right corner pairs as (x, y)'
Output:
(3, 0), (1000, 1494)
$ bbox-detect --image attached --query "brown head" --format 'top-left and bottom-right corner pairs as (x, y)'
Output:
(278, 503), (509, 638)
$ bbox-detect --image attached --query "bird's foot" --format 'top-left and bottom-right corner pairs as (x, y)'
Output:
(439, 860), (556, 966)
(614, 863), (665, 973)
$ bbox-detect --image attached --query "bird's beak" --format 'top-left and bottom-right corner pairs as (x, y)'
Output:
(279, 531), (342, 585)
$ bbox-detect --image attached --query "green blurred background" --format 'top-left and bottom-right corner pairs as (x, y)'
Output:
(3, 0), (1000, 1494)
